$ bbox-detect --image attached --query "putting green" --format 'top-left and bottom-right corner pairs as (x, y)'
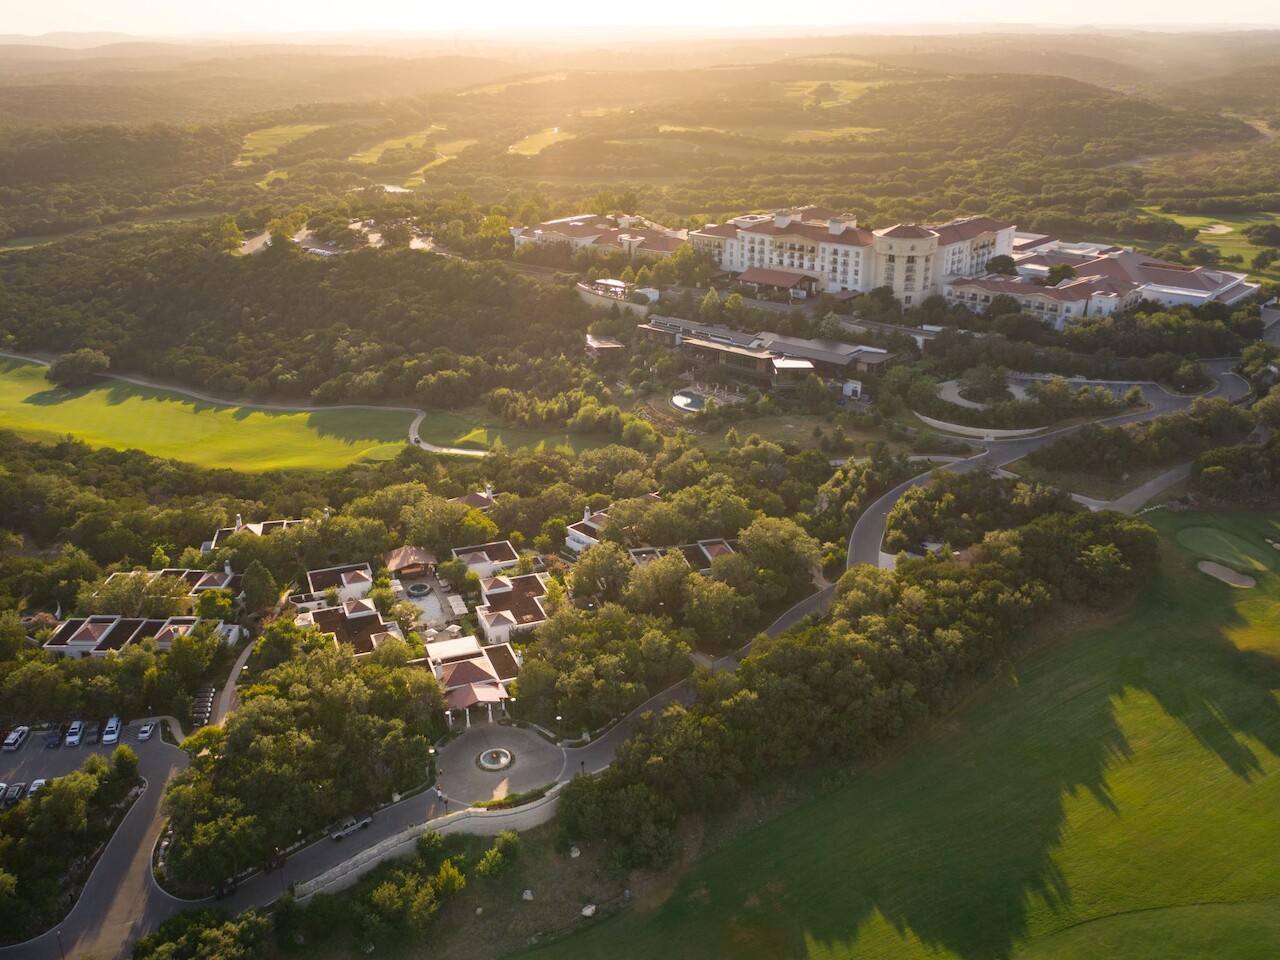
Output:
(1174, 526), (1275, 573)
(0, 359), (412, 472)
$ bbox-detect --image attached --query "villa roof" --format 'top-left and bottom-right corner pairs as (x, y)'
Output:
(929, 216), (1014, 244)
(876, 223), (936, 240)
(452, 540), (519, 565)
(307, 563), (372, 593)
(741, 218), (874, 247)
(384, 545), (438, 571)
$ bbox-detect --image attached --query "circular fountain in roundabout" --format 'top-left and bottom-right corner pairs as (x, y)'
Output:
(477, 748), (514, 772)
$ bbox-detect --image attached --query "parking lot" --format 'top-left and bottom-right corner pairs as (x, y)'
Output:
(0, 721), (160, 791)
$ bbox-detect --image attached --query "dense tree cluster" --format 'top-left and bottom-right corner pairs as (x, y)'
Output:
(1026, 398), (1253, 481)
(162, 638), (441, 893)
(558, 505), (1158, 866)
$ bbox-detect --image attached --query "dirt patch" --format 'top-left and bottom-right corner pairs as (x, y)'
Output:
(1200, 223), (1232, 235)
(1198, 560), (1256, 588)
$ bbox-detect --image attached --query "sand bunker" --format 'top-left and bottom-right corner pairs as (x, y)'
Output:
(1200, 223), (1232, 235)
(1198, 560), (1256, 588)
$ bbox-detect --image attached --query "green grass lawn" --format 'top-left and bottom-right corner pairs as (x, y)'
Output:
(348, 125), (445, 163)
(1006, 456), (1178, 501)
(508, 127), (575, 155)
(518, 507), (1280, 960)
(233, 123), (329, 165)
(402, 138), (478, 187)
(414, 406), (608, 454)
(0, 360), (411, 471)
(1138, 208), (1280, 283)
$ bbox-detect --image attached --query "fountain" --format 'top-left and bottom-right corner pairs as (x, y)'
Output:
(477, 747), (514, 771)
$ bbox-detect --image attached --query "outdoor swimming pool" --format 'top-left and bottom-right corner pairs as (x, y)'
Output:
(671, 389), (706, 412)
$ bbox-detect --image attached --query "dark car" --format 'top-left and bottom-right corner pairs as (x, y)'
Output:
(45, 728), (62, 748)
(4, 782), (27, 806)
(85, 721), (102, 745)
(213, 879), (238, 899)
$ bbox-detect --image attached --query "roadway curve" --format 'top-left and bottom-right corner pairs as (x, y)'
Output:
(848, 360), (1250, 568)
(0, 350), (485, 458)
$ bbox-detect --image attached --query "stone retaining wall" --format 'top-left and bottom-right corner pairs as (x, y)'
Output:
(294, 786), (564, 901)
(911, 411), (1047, 439)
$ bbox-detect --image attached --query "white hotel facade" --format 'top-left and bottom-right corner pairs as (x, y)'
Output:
(691, 206), (1017, 307)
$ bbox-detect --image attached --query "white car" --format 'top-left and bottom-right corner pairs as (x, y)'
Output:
(65, 720), (84, 747)
(29, 779), (46, 796)
(2, 726), (29, 752)
(137, 722), (155, 742)
(102, 716), (121, 745)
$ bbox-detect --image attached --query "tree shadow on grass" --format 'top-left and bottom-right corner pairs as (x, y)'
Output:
(21, 385), (90, 406)
(621, 559), (1280, 960)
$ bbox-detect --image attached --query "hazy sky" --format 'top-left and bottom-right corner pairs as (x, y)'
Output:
(5, 0), (1278, 36)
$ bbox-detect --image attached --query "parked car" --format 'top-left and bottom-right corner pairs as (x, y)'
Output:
(29, 778), (47, 796)
(137, 722), (156, 742)
(65, 720), (84, 746)
(85, 721), (101, 745)
(4, 782), (27, 806)
(45, 728), (62, 748)
(2, 726), (30, 752)
(102, 716), (121, 745)
(330, 813), (373, 840)
(213, 879), (238, 899)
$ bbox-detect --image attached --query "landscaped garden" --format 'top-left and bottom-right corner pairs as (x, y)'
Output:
(518, 507), (1280, 960)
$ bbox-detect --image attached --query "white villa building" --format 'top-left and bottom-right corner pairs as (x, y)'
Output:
(691, 206), (1016, 307)
(944, 232), (1260, 329)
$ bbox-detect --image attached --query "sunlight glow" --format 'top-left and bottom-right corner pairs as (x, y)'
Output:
(5, 0), (1277, 37)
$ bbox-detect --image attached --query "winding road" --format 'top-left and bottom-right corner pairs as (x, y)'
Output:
(0, 359), (1250, 959)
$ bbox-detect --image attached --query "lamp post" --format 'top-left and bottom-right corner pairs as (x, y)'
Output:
(56, 931), (66, 960)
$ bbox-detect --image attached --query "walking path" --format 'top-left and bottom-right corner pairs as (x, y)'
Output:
(0, 350), (485, 458)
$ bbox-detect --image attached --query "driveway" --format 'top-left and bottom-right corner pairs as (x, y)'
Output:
(0, 722), (190, 960)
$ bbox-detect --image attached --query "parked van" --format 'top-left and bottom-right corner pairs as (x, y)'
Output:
(2, 726), (29, 752)
(102, 716), (121, 745)
(65, 720), (84, 747)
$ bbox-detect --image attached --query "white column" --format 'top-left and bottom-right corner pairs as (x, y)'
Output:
(487, 703), (493, 723)
(465, 706), (471, 728)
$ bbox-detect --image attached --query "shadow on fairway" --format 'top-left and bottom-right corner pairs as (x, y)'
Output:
(525, 520), (1280, 960)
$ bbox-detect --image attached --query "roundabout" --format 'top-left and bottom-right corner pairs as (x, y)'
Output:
(437, 725), (565, 805)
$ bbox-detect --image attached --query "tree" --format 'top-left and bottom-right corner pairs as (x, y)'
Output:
(240, 561), (278, 614)
(46, 348), (110, 387)
(381, 223), (413, 248)
(196, 588), (234, 622)
(699, 288), (722, 322)
(624, 552), (690, 616)
(987, 254), (1017, 275)
(569, 542), (634, 603)
(1253, 384), (1280, 427)
(78, 573), (189, 619)
(682, 575), (750, 650)
(1045, 263), (1078, 286)
(737, 516), (821, 603)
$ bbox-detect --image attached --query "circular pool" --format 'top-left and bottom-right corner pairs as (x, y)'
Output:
(671, 389), (706, 412)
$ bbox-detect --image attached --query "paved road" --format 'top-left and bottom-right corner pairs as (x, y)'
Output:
(0, 350), (485, 459)
(0, 723), (190, 960)
(848, 360), (1250, 568)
